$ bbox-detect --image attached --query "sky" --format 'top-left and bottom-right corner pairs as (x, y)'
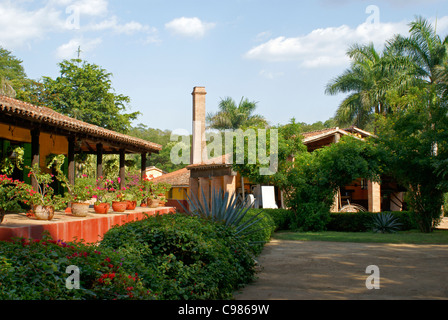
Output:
(1, 0), (448, 133)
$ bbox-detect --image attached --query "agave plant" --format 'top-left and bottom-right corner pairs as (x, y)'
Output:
(370, 212), (402, 234)
(178, 187), (265, 238)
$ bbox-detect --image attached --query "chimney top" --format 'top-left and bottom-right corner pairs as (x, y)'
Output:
(192, 86), (206, 95)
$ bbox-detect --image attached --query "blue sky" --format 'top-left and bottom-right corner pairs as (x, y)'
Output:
(1, 0), (448, 132)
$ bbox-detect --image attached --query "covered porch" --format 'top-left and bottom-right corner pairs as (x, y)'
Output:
(0, 95), (162, 189)
(0, 95), (169, 242)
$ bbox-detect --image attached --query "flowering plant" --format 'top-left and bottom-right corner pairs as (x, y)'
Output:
(0, 174), (30, 212)
(106, 177), (127, 202)
(91, 176), (110, 205)
(71, 175), (94, 203)
(25, 164), (65, 207)
(152, 182), (171, 200)
(141, 175), (155, 200)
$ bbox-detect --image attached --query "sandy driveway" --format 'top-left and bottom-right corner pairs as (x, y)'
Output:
(234, 239), (448, 300)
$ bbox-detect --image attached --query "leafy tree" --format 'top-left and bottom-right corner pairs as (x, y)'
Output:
(41, 59), (140, 133)
(233, 119), (382, 231)
(128, 124), (189, 173)
(375, 87), (448, 232)
(206, 96), (268, 130)
(0, 47), (27, 97)
(285, 136), (381, 231)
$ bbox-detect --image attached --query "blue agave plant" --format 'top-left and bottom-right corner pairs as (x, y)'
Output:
(370, 212), (402, 234)
(178, 187), (265, 238)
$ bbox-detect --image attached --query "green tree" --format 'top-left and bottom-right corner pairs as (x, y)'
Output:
(128, 124), (189, 173)
(41, 59), (140, 133)
(0, 47), (27, 97)
(206, 97), (268, 130)
(326, 43), (413, 130)
(388, 17), (448, 88)
(285, 136), (381, 231)
(375, 87), (448, 232)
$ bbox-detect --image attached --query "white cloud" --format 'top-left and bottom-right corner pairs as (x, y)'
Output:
(245, 21), (412, 68)
(89, 15), (157, 36)
(0, 2), (64, 49)
(55, 37), (102, 59)
(165, 17), (215, 38)
(0, 0), (157, 50)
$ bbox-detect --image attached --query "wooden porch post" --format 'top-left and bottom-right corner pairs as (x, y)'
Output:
(119, 149), (126, 190)
(31, 128), (40, 191)
(141, 152), (148, 180)
(96, 143), (103, 184)
(68, 137), (75, 188)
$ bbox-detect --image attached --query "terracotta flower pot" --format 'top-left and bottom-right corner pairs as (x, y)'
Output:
(112, 201), (128, 212)
(94, 203), (110, 214)
(33, 205), (55, 221)
(126, 200), (137, 210)
(71, 203), (90, 217)
(147, 199), (160, 208)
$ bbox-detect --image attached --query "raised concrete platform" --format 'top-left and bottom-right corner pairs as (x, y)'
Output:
(0, 207), (175, 243)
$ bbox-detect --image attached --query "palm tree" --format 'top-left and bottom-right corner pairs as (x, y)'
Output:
(387, 17), (448, 87)
(325, 43), (393, 129)
(206, 96), (268, 130)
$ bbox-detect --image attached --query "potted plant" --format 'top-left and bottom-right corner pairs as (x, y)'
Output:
(25, 164), (67, 220)
(112, 189), (128, 212)
(92, 177), (110, 214)
(67, 175), (95, 217)
(0, 174), (30, 224)
(125, 183), (145, 210)
(154, 182), (171, 207)
(108, 177), (128, 212)
(141, 175), (158, 208)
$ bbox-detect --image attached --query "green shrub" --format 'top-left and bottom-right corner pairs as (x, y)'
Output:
(259, 209), (294, 231)
(327, 211), (416, 232)
(242, 209), (276, 255)
(100, 213), (256, 300)
(0, 234), (155, 300)
(327, 212), (374, 232)
(289, 203), (331, 232)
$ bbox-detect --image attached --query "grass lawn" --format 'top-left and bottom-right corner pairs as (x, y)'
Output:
(273, 229), (448, 244)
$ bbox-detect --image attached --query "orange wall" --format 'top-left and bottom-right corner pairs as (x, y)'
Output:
(0, 124), (68, 171)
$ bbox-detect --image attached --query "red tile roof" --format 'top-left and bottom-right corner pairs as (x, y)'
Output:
(152, 167), (190, 187)
(0, 95), (161, 153)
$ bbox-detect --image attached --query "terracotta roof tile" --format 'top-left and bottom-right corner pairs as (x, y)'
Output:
(152, 167), (190, 187)
(0, 95), (161, 153)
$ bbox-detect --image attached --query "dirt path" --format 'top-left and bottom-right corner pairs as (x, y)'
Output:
(234, 239), (448, 300)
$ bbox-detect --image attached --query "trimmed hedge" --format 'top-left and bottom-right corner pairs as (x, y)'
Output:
(249, 209), (294, 231)
(248, 208), (417, 233)
(327, 211), (416, 232)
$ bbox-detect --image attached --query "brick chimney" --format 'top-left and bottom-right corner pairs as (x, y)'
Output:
(191, 86), (207, 165)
